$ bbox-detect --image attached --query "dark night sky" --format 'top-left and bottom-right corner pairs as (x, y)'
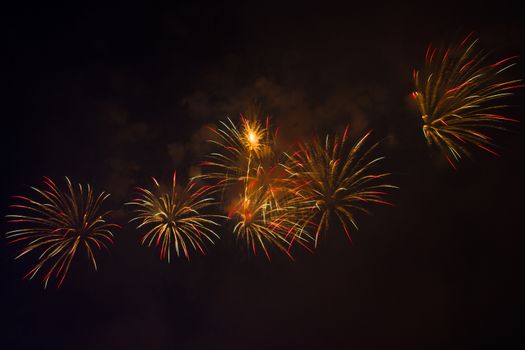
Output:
(1, 2), (524, 349)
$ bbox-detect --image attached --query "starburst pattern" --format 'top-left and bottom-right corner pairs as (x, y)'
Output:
(412, 33), (522, 167)
(284, 127), (396, 246)
(127, 172), (221, 262)
(202, 115), (312, 258)
(6, 177), (119, 288)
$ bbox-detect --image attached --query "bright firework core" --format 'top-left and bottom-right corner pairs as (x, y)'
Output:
(242, 119), (265, 153)
(248, 131), (259, 148)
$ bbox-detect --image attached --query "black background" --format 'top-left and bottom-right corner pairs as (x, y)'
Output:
(1, 1), (524, 349)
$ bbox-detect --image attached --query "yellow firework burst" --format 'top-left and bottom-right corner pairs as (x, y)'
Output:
(284, 127), (396, 247)
(226, 180), (312, 260)
(6, 177), (119, 288)
(412, 33), (522, 167)
(127, 172), (221, 262)
(202, 115), (311, 258)
(201, 115), (272, 194)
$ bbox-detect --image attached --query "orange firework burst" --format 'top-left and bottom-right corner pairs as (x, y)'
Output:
(284, 126), (396, 247)
(5, 177), (120, 288)
(412, 33), (522, 167)
(127, 172), (222, 262)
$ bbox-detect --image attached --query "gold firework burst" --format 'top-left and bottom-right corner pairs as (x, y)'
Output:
(412, 33), (522, 167)
(6, 177), (119, 288)
(127, 172), (221, 262)
(284, 127), (396, 247)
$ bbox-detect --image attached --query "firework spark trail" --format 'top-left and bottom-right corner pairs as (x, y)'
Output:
(412, 33), (522, 166)
(284, 126), (397, 247)
(5, 177), (119, 288)
(228, 186), (295, 260)
(201, 115), (272, 197)
(127, 172), (222, 262)
(202, 115), (312, 259)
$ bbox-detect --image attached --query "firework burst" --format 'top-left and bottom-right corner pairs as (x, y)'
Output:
(202, 115), (311, 258)
(5, 177), (119, 288)
(201, 115), (272, 196)
(284, 126), (396, 247)
(227, 187), (297, 260)
(412, 33), (522, 167)
(127, 172), (221, 262)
